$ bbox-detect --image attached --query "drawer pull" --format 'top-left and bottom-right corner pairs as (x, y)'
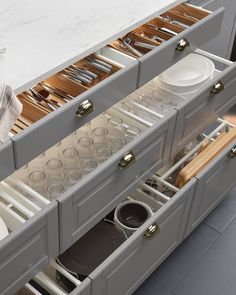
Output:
(144, 224), (160, 240)
(118, 151), (136, 169)
(175, 38), (190, 52)
(229, 147), (236, 158)
(210, 81), (224, 94)
(76, 99), (94, 117)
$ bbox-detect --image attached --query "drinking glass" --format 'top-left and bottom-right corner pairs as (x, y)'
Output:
(77, 137), (95, 160)
(81, 159), (97, 176)
(96, 147), (113, 164)
(45, 159), (64, 183)
(62, 148), (80, 171)
(28, 171), (47, 195)
(47, 183), (65, 200)
(124, 126), (141, 142)
(110, 137), (127, 153)
(92, 127), (109, 150)
(64, 170), (82, 188)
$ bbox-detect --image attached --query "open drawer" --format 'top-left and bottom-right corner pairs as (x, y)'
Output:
(109, 2), (224, 87)
(56, 101), (176, 252)
(184, 119), (236, 236)
(14, 87), (177, 253)
(15, 166), (194, 295)
(10, 46), (138, 169)
(156, 118), (236, 238)
(171, 49), (236, 156)
(123, 49), (236, 158)
(0, 177), (59, 295)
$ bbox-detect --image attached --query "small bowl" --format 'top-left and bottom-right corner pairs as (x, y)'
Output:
(114, 200), (153, 236)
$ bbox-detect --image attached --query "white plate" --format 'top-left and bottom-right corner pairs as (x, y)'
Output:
(159, 53), (215, 87)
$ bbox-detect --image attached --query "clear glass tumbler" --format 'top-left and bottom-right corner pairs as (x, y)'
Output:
(28, 171), (47, 195)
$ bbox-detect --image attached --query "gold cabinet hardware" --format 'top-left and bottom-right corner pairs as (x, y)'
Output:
(118, 151), (136, 169)
(76, 99), (94, 117)
(175, 38), (190, 52)
(144, 224), (160, 240)
(210, 81), (224, 94)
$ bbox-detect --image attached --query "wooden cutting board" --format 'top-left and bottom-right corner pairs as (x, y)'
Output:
(176, 126), (236, 188)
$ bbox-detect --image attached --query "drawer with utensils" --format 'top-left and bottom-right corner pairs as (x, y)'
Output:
(109, 2), (225, 87)
(13, 84), (177, 253)
(0, 177), (59, 295)
(14, 166), (194, 295)
(155, 118), (236, 238)
(9, 46), (138, 170)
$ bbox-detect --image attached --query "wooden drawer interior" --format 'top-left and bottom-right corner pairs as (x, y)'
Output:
(10, 47), (135, 139)
(109, 3), (211, 58)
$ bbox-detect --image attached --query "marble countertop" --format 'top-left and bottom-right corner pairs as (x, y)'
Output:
(0, 0), (182, 94)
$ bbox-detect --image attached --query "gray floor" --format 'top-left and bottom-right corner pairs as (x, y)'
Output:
(134, 185), (236, 295)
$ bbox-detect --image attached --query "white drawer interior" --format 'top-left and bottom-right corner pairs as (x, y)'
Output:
(0, 176), (50, 243)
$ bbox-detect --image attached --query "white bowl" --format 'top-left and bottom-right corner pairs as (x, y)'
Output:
(0, 216), (9, 240)
(158, 53), (215, 93)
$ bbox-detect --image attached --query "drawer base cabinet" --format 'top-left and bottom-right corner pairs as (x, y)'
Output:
(0, 2), (226, 180)
(14, 167), (196, 295)
(13, 118), (236, 295)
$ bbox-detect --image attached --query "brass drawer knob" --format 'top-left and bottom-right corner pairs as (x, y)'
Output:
(144, 224), (160, 240)
(76, 99), (94, 117)
(118, 151), (136, 169)
(175, 38), (190, 52)
(210, 81), (224, 94)
(229, 147), (236, 158)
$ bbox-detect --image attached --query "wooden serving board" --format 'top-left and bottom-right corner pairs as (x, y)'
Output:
(176, 127), (236, 188)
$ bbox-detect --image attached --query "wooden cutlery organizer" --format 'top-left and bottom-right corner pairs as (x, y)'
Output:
(0, 0), (236, 294)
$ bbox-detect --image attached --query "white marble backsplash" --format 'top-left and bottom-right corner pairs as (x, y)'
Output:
(0, 0), (182, 93)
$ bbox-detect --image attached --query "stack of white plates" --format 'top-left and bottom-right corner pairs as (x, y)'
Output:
(157, 53), (215, 95)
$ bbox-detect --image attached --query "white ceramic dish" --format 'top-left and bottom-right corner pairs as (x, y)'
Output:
(158, 53), (215, 93)
(0, 216), (9, 241)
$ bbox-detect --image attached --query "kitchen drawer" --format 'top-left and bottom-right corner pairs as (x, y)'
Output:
(136, 3), (225, 86)
(11, 46), (138, 169)
(184, 120), (236, 237)
(58, 108), (176, 253)
(0, 178), (59, 295)
(0, 140), (15, 182)
(171, 49), (236, 156)
(18, 167), (195, 295)
(15, 262), (91, 295)
(87, 177), (195, 295)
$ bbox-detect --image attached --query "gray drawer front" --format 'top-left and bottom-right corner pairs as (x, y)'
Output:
(138, 7), (224, 87)
(11, 63), (139, 169)
(171, 61), (236, 157)
(185, 139), (236, 237)
(70, 278), (91, 295)
(0, 140), (15, 182)
(89, 180), (195, 295)
(0, 202), (59, 295)
(58, 111), (177, 253)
